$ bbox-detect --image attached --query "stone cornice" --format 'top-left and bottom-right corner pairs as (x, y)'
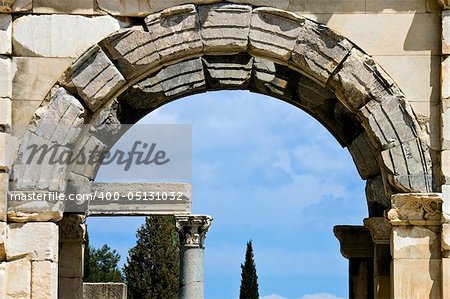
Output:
(175, 215), (212, 248)
(387, 193), (442, 225)
(333, 225), (374, 259)
(364, 217), (391, 245)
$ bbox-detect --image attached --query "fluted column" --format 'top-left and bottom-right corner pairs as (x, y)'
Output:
(364, 217), (391, 299)
(334, 225), (374, 299)
(175, 215), (212, 299)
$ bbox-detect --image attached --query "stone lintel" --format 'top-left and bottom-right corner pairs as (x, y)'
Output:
(333, 225), (374, 259)
(364, 217), (391, 245)
(176, 215), (212, 249)
(387, 193), (442, 226)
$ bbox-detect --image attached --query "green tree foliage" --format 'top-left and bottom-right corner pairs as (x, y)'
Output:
(239, 240), (260, 299)
(123, 216), (179, 299)
(84, 230), (123, 283)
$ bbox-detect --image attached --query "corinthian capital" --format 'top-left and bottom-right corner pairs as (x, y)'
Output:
(176, 215), (212, 248)
(439, 0), (450, 9)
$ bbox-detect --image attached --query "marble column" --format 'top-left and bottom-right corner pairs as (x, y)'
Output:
(334, 225), (374, 299)
(387, 193), (442, 299)
(364, 217), (391, 299)
(175, 215), (212, 299)
(57, 214), (86, 299)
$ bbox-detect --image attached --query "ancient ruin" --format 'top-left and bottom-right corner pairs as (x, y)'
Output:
(0, 0), (448, 298)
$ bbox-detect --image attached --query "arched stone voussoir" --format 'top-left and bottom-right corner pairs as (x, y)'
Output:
(99, 28), (161, 81)
(144, 4), (203, 65)
(59, 45), (126, 112)
(327, 48), (402, 113)
(199, 3), (252, 54)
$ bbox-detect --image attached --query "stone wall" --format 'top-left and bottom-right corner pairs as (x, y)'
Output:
(83, 283), (127, 299)
(0, 0), (445, 298)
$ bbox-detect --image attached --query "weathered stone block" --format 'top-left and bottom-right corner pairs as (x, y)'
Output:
(83, 283), (127, 299)
(203, 54), (253, 88)
(359, 96), (419, 150)
(0, 98), (11, 131)
(0, 222), (5, 260)
(145, 5), (203, 63)
(444, 11), (450, 55)
(380, 138), (432, 193)
(31, 88), (85, 145)
(59, 277), (83, 299)
(0, 0), (31, 12)
(101, 28), (160, 80)
(0, 57), (12, 98)
(0, 173), (7, 222)
(0, 132), (13, 171)
(12, 100), (42, 125)
(347, 133), (379, 179)
(151, 0), (222, 12)
(392, 226), (440, 259)
(392, 259), (441, 298)
(60, 45), (125, 111)
(69, 134), (106, 179)
(11, 132), (68, 191)
(328, 48), (400, 112)
(288, 0), (364, 13)
(33, 0), (94, 14)
(12, 57), (74, 101)
(5, 258), (32, 298)
(199, 3), (252, 54)
(59, 241), (84, 278)
(31, 260), (58, 299)
(0, 14), (11, 55)
(249, 7), (304, 63)
(443, 56), (450, 101)
(291, 20), (352, 85)
(12, 15), (125, 57)
(6, 222), (58, 261)
(96, 0), (151, 16)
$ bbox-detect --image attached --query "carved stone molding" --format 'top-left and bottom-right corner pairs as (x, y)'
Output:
(386, 193), (442, 225)
(439, 0), (450, 9)
(58, 214), (86, 241)
(364, 217), (391, 245)
(175, 215), (212, 248)
(333, 225), (374, 259)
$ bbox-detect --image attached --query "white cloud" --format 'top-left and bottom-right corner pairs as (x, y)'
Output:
(261, 294), (288, 299)
(299, 293), (346, 299)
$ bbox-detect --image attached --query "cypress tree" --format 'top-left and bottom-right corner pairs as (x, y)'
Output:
(239, 240), (259, 299)
(84, 243), (124, 282)
(123, 216), (179, 299)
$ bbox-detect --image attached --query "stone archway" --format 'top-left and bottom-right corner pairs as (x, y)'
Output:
(6, 3), (441, 299)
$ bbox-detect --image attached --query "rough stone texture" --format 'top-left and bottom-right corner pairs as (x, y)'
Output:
(145, 5), (203, 63)
(442, 10), (450, 54)
(6, 222), (58, 261)
(31, 260), (58, 299)
(96, 0), (151, 16)
(291, 19), (353, 85)
(12, 15), (125, 57)
(0, 57), (12, 98)
(4, 258), (32, 298)
(392, 259), (441, 299)
(59, 241), (84, 278)
(59, 277), (83, 299)
(151, 0), (222, 12)
(120, 58), (206, 109)
(203, 54), (253, 89)
(0, 98), (11, 131)
(33, 0), (94, 14)
(68, 134), (106, 179)
(0, 132), (13, 172)
(347, 133), (379, 179)
(249, 7), (304, 63)
(0, 222), (5, 260)
(11, 131), (69, 192)
(387, 193), (442, 225)
(0, 14), (11, 55)
(83, 283), (127, 299)
(31, 88), (85, 145)
(329, 48), (400, 112)
(199, 3), (252, 54)
(392, 226), (440, 259)
(442, 223), (450, 251)
(0, 173), (7, 222)
(12, 57), (74, 101)
(365, 176), (390, 217)
(60, 45), (125, 111)
(0, 0), (31, 12)
(100, 28), (160, 80)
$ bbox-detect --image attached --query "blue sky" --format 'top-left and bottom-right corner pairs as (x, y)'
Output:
(90, 90), (367, 299)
